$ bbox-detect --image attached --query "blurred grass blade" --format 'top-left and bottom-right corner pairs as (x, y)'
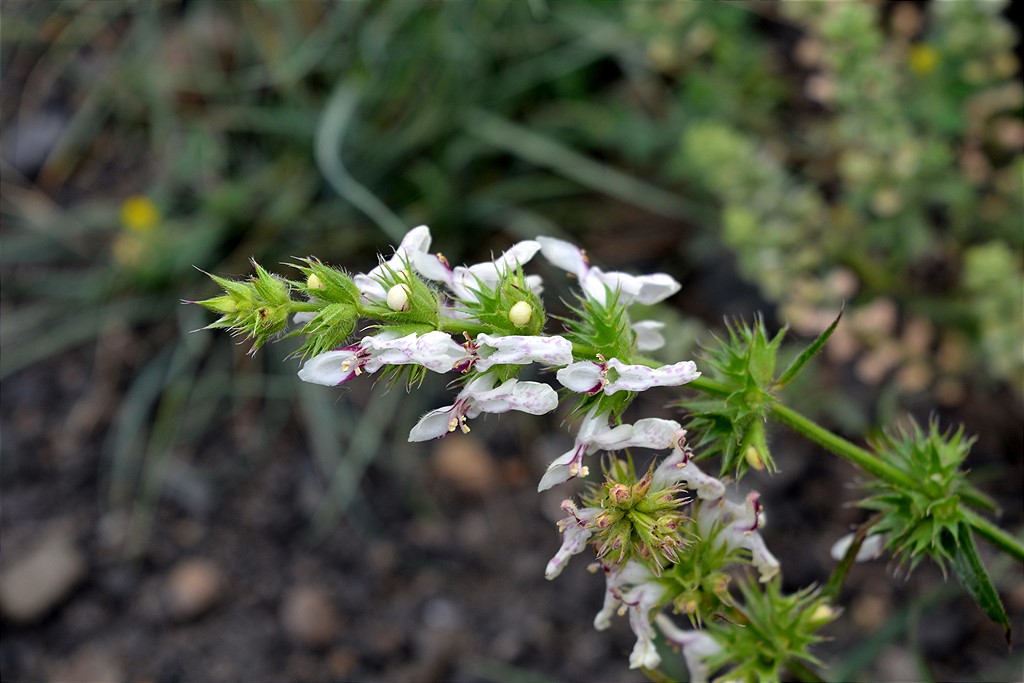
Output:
(775, 307), (842, 389)
(464, 108), (706, 223)
(946, 522), (1012, 645)
(315, 83), (407, 242)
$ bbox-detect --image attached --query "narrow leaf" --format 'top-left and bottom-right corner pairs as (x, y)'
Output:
(775, 307), (843, 388)
(947, 522), (1011, 646)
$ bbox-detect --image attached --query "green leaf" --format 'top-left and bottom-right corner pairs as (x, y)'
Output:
(946, 522), (1012, 646)
(775, 307), (843, 389)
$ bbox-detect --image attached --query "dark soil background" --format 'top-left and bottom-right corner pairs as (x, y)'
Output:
(2, 2), (1023, 682)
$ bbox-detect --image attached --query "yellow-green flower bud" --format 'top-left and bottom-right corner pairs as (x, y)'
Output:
(744, 445), (766, 471)
(307, 273), (325, 290)
(508, 300), (532, 327)
(387, 283), (411, 312)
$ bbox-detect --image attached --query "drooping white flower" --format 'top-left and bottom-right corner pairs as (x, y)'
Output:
(593, 561), (667, 670)
(651, 444), (726, 500)
(830, 532), (886, 562)
(536, 235), (681, 306)
(298, 331), (464, 386)
(538, 409), (683, 491)
(352, 225), (433, 302)
(470, 333), (574, 371)
(556, 358), (699, 395)
(408, 372), (558, 441)
(544, 500), (599, 580)
(655, 614), (723, 683)
(415, 240), (543, 303)
(697, 492), (780, 583)
(632, 320), (667, 351)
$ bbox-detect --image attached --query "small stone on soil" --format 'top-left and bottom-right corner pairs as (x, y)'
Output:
(0, 531), (86, 622)
(280, 585), (340, 647)
(163, 558), (223, 621)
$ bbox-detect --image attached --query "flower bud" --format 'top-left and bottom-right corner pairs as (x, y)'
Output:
(608, 483), (631, 505)
(744, 445), (766, 471)
(387, 283), (411, 311)
(809, 603), (836, 627)
(508, 300), (532, 327)
(307, 273), (325, 290)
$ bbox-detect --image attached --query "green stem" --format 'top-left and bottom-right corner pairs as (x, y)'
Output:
(686, 378), (1024, 563)
(437, 317), (490, 337)
(767, 401), (917, 490)
(962, 509), (1024, 562)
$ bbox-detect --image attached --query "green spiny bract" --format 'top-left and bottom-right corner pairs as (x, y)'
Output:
(360, 258), (441, 329)
(582, 458), (690, 575)
(458, 264), (545, 337)
(860, 420), (976, 573)
(682, 316), (783, 478)
(287, 259), (362, 359)
(660, 516), (746, 627)
(560, 288), (640, 418)
(705, 580), (836, 683)
(195, 261), (293, 352)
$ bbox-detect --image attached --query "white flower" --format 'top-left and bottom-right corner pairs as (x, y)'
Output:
(544, 500), (599, 580)
(556, 358), (699, 395)
(830, 532), (886, 562)
(408, 373), (558, 441)
(353, 225), (432, 302)
(632, 320), (667, 351)
(655, 614), (723, 683)
(298, 331), (464, 386)
(593, 561), (667, 670)
(697, 492), (780, 583)
(415, 240), (543, 303)
(536, 235), (681, 306)
(651, 445), (726, 500)
(472, 333), (574, 371)
(538, 409), (683, 491)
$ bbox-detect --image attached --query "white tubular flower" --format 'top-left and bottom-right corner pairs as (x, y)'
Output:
(408, 373), (558, 441)
(556, 358), (699, 395)
(536, 235), (681, 306)
(415, 240), (542, 303)
(698, 492), (781, 583)
(655, 614), (723, 683)
(544, 500), (599, 580)
(362, 331), (465, 374)
(593, 561), (666, 670)
(353, 225), (432, 302)
(538, 408), (667, 491)
(473, 334), (574, 371)
(830, 532), (886, 562)
(651, 445), (726, 500)
(632, 320), (667, 351)
(298, 331), (464, 386)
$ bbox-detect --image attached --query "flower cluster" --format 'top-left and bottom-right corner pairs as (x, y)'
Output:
(193, 227), (823, 680)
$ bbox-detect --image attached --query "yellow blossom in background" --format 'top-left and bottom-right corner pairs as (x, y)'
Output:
(909, 44), (939, 76)
(120, 195), (160, 233)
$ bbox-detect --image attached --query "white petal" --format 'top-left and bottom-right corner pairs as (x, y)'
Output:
(395, 225), (432, 257)
(606, 358), (699, 394)
(632, 273), (681, 305)
(408, 405), (456, 442)
(587, 268), (643, 305)
(629, 637), (661, 670)
(556, 361), (603, 393)
(632, 320), (666, 352)
(293, 311), (316, 326)
(475, 334), (574, 370)
(655, 616), (722, 683)
(353, 273), (387, 302)
(412, 251), (454, 285)
(410, 331), (464, 372)
(525, 274), (544, 296)
(830, 533), (885, 562)
(298, 348), (361, 386)
(622, 418), (682, 451)
(471, 379), (558, 417)
(537, 236), (589, 279)
(544, 504), (597, 579)
(653, 449), (725, 499)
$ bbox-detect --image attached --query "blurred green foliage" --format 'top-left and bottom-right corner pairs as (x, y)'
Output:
(1, 0), (1020, 551)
